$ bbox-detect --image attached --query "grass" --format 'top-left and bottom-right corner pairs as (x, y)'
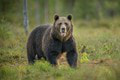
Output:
(0, 19), (120, 80)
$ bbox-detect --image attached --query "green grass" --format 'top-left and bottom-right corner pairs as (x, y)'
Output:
(0, 20), (120, 80)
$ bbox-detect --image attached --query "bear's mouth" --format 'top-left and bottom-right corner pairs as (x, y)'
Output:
(60, 27), (67, 37)
(60, 32), (66, 37)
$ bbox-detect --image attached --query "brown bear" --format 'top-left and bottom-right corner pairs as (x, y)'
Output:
(27, 15), (78, 68)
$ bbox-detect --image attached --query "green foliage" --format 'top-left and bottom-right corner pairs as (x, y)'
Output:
(73, 0), (96, 19)
(0, 66), (18, 80)
(80, 52), (89, 63)
(0, 23), (12, 40)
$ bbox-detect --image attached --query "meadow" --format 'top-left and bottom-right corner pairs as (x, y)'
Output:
(0, 18), (120, 80)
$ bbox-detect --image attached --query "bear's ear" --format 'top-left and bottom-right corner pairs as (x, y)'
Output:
(67, 14), (72, 21)
(54, 15), (59, 21)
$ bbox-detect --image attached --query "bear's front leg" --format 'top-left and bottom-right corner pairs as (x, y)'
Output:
(66, 50), (78, 68)
(47, 51), (59, 66)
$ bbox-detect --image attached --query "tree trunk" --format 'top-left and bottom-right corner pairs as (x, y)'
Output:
(66, 0), (75, 13)
(23, 0), (29, 35)
(55, 0), (59, 14)
(44, 0), (48, 23)
(35, 0), (40, 26)
(96, 0), (104, 20)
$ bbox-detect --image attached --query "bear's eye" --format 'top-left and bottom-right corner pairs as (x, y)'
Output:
(58, 23), (62, 25)
(65, 22), (68, 26)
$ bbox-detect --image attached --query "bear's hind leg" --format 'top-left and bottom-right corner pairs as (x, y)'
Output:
(37, 51), (46, 60)
(36, 47), (46, 60)
(27, 50), (36, 64)
(27, 46), (36, 64)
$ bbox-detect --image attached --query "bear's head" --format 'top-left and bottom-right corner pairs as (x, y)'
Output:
(52, 15), (73, 42)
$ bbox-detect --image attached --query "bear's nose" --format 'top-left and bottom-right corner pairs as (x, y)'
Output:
(61, 28), (65, 33)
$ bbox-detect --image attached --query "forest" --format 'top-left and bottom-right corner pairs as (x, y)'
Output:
(0, 0), (120, 80)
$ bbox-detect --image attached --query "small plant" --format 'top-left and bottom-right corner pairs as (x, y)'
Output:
(80, 52), (89, 63)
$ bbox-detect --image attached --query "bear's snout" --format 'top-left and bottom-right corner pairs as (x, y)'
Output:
(61, 28), (65, 33)
(60, 25), (67, 37)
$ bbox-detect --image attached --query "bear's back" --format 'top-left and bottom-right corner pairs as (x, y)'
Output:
(27, 25), (50, 53)
(34, 25), (50, 39)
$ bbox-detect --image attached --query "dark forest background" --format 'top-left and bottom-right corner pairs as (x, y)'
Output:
(0, 0), (120, 25)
